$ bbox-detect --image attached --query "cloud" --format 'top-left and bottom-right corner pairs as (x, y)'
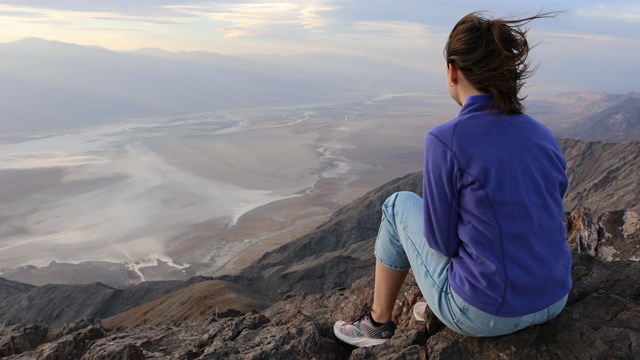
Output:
(165, 1), (338, 39)
(352, 21), (434, 42)
(576, 1), (640, 23)
(540, 31), (621, 42)
(0, 9), (43, 18)
(0, 2), (193, 30)
(0, 0), (341, 40)
(0, 0), (187, 18)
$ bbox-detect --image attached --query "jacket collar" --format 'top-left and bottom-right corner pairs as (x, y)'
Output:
(459, 94), (493, 116)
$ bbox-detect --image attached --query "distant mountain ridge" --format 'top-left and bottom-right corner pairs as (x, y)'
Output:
(0, 278), (34, 302)
(558, 94), (640, 142)
(0, 38), (435, 133)
(0, 279), (184, 328)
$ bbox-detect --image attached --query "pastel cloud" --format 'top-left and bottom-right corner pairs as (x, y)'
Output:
(165, 1), (338, 39)
(540, 31), (621, 42)
(352, 21), (435, 43)
(576, 2), (640, 23)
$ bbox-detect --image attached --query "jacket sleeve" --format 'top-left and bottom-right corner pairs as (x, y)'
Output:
(423, 133), (461, 257)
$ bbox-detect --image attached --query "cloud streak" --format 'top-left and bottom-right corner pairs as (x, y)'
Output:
(576, 2), (640, 23)
(165, 1), (339, 39)
(352, 21), (434, 43)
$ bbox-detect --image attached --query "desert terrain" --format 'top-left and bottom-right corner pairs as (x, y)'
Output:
(0, 93), (453, 286)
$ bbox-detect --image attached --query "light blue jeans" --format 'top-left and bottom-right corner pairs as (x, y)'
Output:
(374, 191), (568, 337)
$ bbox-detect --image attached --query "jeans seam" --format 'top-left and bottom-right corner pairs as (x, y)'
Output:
(402, 225), (448, 294)
(546, 306), (551, 322)
(375, 210), (413, 270)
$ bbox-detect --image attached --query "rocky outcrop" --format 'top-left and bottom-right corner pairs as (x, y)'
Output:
(0, 324), (48, 357)
(566, 208), (640, 261)
(5, 250), (639, 359)
(424, 254), (640, 360)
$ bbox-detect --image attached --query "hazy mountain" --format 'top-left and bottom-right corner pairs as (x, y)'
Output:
(102, 279), (272, 328)
(0, 38), (435, 133)
(0, 279), (184, 328)
(564, 96), (640, 142)
(529, 92), (640, 141)
(527, 91), (630, 134)
(0, 277), (34, 303)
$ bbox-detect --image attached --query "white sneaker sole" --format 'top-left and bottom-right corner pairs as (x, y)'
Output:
(333, 322), (390, 347)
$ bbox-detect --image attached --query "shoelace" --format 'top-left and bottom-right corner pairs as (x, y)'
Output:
(350, 304), (373, 324)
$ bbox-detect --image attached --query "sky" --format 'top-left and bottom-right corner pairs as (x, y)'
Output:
(0, 0), (639, 93)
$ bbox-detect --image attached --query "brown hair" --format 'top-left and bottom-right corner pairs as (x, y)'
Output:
(445, 11), (556, 114)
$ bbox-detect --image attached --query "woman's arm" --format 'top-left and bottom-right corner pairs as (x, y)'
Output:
(423, 133), (461, 257)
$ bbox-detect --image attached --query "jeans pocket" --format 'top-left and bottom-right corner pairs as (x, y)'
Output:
(450, 293), (478, 336)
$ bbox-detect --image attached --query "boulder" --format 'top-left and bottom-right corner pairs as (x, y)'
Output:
(0, 324), (48, 357)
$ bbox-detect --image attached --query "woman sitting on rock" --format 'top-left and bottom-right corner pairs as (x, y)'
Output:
(334, 11), (572, 347)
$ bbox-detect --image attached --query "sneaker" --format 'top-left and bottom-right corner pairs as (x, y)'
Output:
(413, 302), (427, 322)
(333, 304), (396, 347)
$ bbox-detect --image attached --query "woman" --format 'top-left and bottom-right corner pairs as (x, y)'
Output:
(334, 11), (571, 347)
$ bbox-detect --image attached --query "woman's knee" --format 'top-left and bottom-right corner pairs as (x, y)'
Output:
(382, 191), (421, 216)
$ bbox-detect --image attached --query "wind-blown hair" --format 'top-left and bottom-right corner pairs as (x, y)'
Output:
(445, 12), (556, 114)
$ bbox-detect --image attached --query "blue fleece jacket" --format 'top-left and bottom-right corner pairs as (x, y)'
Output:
(423, 94), (572, 317)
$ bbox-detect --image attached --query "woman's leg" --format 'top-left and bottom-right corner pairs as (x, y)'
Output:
(371, 260), (408, 323)
(373, 191), (460, 329)
(335, 191), (454, 346)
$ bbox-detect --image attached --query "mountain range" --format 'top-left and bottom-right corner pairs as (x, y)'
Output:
(566, 95), (640, 142)
(2, 37), (638, 143)
(0, 38), (435, 133)
(1, 137), (639, 359)
(530, 92), (640, 142)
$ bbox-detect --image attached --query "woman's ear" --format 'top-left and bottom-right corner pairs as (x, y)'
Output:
(448, 63), (458, 86)
(447, 62), (462, 106)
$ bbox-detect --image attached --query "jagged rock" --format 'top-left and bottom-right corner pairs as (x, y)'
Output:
(349, 331), (426, 360)
(29, 335), (75, 360)
(195, 311), (343, 359)
(0, 323), (48, 357)
(566, 208), (640, 262)
(565, 207), (599, 256)
(597, 209), (640, 261)
(421, 253), (640, 360)
(3, 321), (107, 359)
(80, 341), (144, 360)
